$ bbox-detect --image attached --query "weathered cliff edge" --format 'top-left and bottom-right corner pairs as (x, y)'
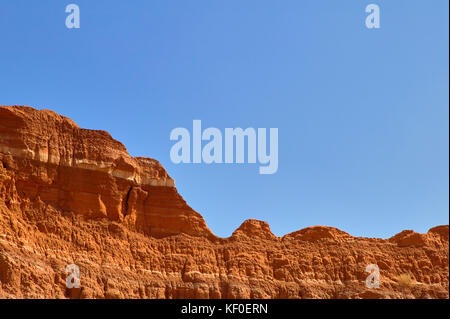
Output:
(0, 105), (448, 299)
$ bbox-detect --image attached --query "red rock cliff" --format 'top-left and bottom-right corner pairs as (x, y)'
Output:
(0, 105), (448, 299)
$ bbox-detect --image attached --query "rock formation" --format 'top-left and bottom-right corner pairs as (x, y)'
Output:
(0, 105), (448, 299)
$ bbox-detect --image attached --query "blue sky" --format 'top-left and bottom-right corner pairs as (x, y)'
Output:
(0, 1), (448, 238)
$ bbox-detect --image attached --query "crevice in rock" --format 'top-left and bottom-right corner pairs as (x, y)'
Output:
(181, 259), (188, 281)
(122, 186), (133, 217)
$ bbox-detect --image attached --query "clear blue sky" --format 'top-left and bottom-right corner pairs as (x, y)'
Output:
(0, 1), (448, 238)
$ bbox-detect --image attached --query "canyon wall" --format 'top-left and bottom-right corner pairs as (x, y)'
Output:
(0, 105), (448, 299)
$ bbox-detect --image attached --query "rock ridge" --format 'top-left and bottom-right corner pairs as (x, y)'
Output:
(0, 105), (448, 299)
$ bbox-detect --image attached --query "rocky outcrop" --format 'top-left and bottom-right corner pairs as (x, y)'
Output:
(0, 105), (448, 299)
(0, 105), (212, 239)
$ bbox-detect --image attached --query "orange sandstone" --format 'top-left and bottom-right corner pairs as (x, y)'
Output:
(0, 105), (448, 299)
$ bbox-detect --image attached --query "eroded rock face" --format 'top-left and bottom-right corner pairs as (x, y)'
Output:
(0, 105), (448, 299)
(0, 105), (212, 239)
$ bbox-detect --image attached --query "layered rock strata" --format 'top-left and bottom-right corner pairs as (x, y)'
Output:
(0, 105), (448, 299)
